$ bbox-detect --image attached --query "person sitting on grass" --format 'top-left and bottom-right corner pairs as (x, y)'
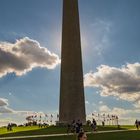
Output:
(77, 132), (87, 140)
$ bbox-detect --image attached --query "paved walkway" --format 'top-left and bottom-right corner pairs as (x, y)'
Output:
(0, 129), (136, 140)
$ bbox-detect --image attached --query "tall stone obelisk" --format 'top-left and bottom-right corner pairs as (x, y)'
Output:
(59, 0), (86, 124)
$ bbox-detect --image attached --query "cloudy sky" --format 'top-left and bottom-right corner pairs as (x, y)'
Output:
(0, 0), (140, 125)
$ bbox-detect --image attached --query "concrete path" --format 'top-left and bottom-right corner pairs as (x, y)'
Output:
(0, 129), (136, 140)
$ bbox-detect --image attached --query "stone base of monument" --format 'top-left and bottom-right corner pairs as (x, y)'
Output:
(55, 121), (68, 126)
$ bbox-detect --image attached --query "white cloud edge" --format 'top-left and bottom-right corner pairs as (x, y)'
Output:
(84, 63), (140, 108)
(0, 37), (60, 78)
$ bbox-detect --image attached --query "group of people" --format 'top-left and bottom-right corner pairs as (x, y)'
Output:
(66, 118), (97, 140)
(67, 119), (83, 134)
(78, 118), (140, 140)
(7, 123), (13, 131)
(66, 120), (88, 140)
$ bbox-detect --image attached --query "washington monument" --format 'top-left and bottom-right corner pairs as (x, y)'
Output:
(59, 0), (86, 124)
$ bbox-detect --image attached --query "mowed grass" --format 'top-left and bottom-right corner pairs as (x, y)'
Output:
(0, 126), (40, 135)
(2, 131), (140, 140)
(0, 125), (135, 138)
(0, 126), (66, 137)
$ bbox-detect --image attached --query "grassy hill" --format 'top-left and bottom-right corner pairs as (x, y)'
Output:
(0, 125), (136, 138)
(11, 131), (140, 140)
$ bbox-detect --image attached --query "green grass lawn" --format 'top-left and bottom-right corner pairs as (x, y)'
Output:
(0, 125), (136, 138)
(88, 131), (140, 140)
(0, 126), (40, 135)
(1, 131), (139, 140)
(0, 126), (66, 137)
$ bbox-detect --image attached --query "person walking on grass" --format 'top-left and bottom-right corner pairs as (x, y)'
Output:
(67, 123), (71, 134)
(77, 132), (87, 140)
(91, 118), (97, 132)
(135, 119), (139, 130)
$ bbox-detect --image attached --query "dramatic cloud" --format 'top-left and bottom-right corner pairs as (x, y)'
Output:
(0, 106), (14, 113)
(0, 98), (8, 106)
(99, 105), (111, 112)
(0, 37), (60, 77)
(0, 99), (47, 118)
(0, 98), (14, 114)
(99, 105), (132, 116)
(84, 63), (140, 106)
(99, 105), (140, 119)
(86, 104), (140, 125)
